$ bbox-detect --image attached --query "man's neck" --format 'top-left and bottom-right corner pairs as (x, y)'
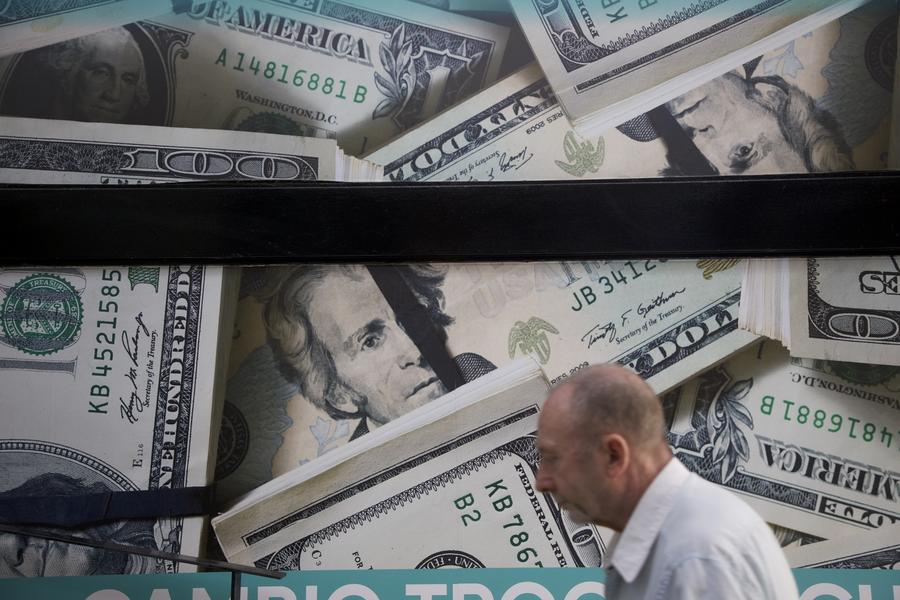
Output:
(613, 448), (672, 531)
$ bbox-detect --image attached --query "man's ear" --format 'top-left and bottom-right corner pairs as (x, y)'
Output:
(603, 433), (630, 478)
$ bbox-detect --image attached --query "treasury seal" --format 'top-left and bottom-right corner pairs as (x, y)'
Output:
(215, 401), (250, 480)
(1, 273), (83, 355)
(416, 550), (485, 569)
(237, 112), (306, 135)
(829, 361), (900, 387)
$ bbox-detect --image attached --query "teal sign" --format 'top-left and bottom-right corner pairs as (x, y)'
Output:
(0, 568), (897, 600)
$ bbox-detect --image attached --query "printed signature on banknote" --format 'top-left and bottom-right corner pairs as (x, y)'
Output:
(581, 321), (616, 349)
(637, 288), (687, 319)
(499, 146), (533, 172)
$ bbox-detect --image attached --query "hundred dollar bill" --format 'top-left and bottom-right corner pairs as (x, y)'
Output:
(789, 257), (900, 367)
(369, 1), (897, 179)
(367, 63), (668, 180)
(0, 116), (382, 182)
(662, 340), (900, 540)
(0, 0), (508, 157)
(0, 111), (375, 576)
(509, 0), (867, 136)
(785, 523), (900, 568)
(213, 359), (612, 569)
(214, 259), (755, 505)
(0, 265), (238, 577)
(0, 0), (171, 57)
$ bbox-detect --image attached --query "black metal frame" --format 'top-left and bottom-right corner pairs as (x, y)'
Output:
(2, 171), (898, 265)
(0, 524), (283, 595)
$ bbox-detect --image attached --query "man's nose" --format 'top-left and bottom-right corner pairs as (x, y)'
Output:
(394, 332), (423, 369)
(103, 74), (122, 99)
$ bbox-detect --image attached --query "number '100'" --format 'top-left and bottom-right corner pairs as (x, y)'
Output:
(121, 148), (313, 180)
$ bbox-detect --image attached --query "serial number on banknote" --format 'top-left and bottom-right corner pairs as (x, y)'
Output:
(570, 260), (668, 312)
(760, 395), (900, 450)
(215, 48), (368, 104)
(88, 268), (125, 415)
(453, 479), (546, 567)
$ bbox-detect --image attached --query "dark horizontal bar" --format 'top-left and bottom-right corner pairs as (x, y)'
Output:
(2, 171), (897, 265)
(0, 485), (213, 528)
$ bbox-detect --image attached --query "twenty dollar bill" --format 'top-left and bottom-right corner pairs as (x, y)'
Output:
(213, 360), (611, 569)
(215, 260), (755, 505)
(369, 1), (897, 179)
(509, 0), (867, 135)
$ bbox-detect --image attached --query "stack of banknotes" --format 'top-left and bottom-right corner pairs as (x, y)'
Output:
(1, 0), (898, 579)
(740, 257), (900, 367)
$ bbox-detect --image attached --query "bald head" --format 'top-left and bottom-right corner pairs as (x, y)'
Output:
(547, 365), (666, 449)
(536, 365), (671, 530)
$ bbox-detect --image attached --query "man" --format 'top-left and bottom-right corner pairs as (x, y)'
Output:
(535, 365), (798, 599)
(30, 27), (149, 124)
(664, 68), (854, 175)
(262, 264), (493, 440)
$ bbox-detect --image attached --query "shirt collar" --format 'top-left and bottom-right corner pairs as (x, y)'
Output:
(605, 457), (690, 582)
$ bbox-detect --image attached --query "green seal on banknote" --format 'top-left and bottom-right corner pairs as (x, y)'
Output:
(236, 112), (305, 136)
(829, 362), (900, 387)
(1, 273), (83, 355)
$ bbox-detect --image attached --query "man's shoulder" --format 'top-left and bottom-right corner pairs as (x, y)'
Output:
(656, 472), (770, 553)
(649, 474), (799, 600)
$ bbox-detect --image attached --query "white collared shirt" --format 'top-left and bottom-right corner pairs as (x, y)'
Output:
(604, 458), (799, 600)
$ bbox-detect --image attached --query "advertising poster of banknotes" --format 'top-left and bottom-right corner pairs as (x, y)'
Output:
(1, 0), (899, 582)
